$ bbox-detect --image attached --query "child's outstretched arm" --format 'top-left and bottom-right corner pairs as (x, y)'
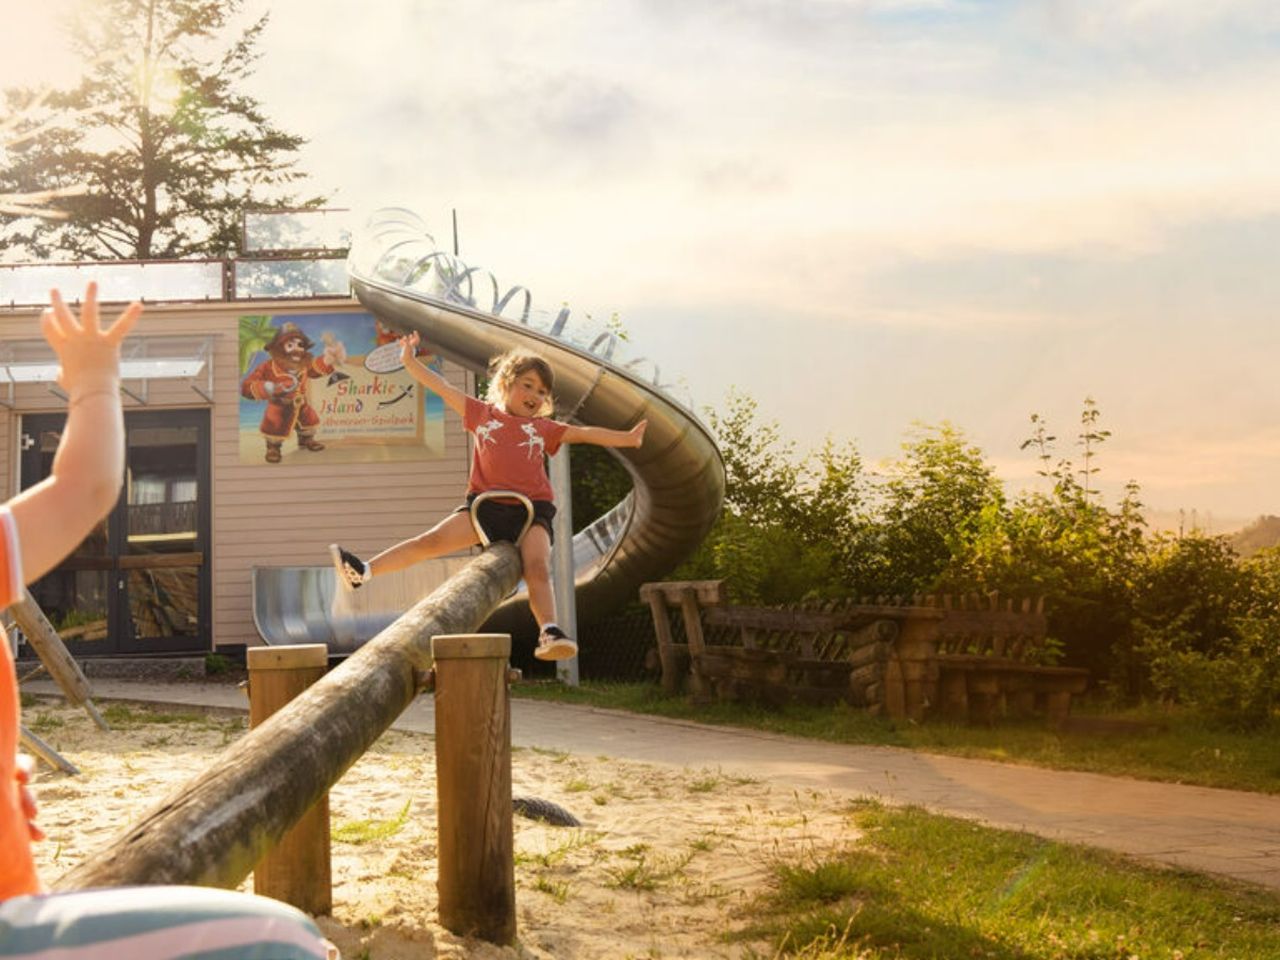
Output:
(399, 331), (468, 417)
(563, 420), (647, 449)
(8, 283), (140, 583)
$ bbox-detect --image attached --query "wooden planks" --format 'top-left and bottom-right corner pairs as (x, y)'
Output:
(641, 581), (1089, 726)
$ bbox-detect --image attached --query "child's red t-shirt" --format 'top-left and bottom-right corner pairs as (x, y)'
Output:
(0, 505), (39, 899)
(464, 397), (568, 502)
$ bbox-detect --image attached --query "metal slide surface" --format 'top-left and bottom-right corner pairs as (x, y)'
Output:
(344, 208), (725, 635)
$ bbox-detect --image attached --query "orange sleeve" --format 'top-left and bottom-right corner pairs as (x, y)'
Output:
(0, 507), (41, 899)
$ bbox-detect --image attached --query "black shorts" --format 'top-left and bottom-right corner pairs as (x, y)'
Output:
(457, 494), (557, 545)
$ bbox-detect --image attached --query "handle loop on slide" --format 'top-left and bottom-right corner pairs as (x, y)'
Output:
(469, 490), (535, 547)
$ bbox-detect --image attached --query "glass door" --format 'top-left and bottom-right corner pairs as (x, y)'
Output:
(19, 409), (211, 657)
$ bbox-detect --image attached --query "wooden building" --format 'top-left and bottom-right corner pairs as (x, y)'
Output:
(0, 218), (474, 660)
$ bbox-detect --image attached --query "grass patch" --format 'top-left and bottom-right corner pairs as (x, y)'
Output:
(512, 681), (1280, 794)
(332, 799), (411, 845)
(27, 712), (65, 733)
(532, 875), (572, 903)
(734, 800), (1280, 959)
(605, 845), (695, 892)
(101, 703), (211, 728)
(204, 652), (234, 675)
(514, 830), (602, 869)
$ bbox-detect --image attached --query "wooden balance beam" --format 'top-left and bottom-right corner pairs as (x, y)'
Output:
(55, 542), (524, 892)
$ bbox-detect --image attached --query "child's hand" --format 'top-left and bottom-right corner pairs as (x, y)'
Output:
(41, 283), (140, 397)
(628, 420), (648, 448)
(399, 331), (420, 366)
(15, 754), (45, 842)
(321, 333), (347, 366)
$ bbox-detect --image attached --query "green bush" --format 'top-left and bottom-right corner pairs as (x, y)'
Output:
(204, 652), (233, 675)
(1138, 615), (1279, 730)
(673, 389), (1278, 728)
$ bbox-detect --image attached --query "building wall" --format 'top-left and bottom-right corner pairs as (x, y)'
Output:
(0, 296), (472, 651)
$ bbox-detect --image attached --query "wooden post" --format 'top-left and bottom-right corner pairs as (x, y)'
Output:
(678, 586), (712, 703)
(10, 589), (108, 730)
(938, 671), (969, 722)
(882, 654), (905, 720)
(20, 724), (79, 775)
(894, 614), (938, 723)
(433, 633), (516, 946)
(642, 586), (682, 695)
(248, 644), (331, 916)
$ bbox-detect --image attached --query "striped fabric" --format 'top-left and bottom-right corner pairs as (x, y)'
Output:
(0, 886), (336, 959)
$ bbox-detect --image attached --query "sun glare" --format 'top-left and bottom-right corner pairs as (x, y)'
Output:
(133, 64), (184, 115)
(0, 1), (77, 89)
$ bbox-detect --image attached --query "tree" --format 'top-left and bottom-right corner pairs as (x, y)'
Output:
(858, 423), (1004, 597)
(942, 403), (1148, 689)
(674, 389), (868, 604)
(0, 0), (324, 260)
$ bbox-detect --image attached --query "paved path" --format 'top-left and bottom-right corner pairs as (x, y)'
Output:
(25, 678), (1280, 893)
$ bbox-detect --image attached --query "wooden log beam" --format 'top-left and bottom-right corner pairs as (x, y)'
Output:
(849, 661), (884, 689)
(847, 638), (892, 670)
(54, 543), (523, 892)
(10, 588), (108, 731)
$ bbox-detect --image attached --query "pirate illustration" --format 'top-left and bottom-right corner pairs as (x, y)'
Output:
(240, 322), (345, 463)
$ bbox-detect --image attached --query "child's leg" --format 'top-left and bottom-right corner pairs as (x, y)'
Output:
(519, 524), (555, 626)
(367, 511), (478, 578)
(512, 525), (577, 661)
(0, 885), (336, 959)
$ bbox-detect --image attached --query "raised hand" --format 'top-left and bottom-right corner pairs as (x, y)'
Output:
(40, 282), (140, 397)
(399, 330), (421, 366)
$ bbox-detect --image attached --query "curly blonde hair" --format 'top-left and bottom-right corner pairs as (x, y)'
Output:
(485, 349), (556, 417)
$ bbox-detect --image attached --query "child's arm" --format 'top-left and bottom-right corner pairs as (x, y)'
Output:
(8, 284), (140, 583)
(399, 331), (468, 417)
(562, 420), (647, 449)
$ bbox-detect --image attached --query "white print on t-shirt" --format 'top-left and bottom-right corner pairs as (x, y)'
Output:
(475, 419), (503, 446)
(519, 422), (545, 459)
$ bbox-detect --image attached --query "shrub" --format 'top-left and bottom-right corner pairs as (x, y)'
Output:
(1138, 614), (1279, 730)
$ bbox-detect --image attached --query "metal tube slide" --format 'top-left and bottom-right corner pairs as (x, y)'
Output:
(347, 209), (724, 634)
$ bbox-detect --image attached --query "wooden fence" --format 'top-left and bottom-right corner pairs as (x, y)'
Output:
(640, 582), (1088, 726)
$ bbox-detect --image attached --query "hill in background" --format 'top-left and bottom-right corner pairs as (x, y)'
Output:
(1143, 509), (1250, 537)
(1229, 515), (1280, 557)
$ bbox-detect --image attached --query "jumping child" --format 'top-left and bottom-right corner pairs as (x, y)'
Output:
(329, 331), (646, 662)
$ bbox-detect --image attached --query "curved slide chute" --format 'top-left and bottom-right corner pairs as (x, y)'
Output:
(346, 209), (724, 633)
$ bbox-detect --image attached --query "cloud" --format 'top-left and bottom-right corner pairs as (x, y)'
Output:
(1035, 0), (1280, 43)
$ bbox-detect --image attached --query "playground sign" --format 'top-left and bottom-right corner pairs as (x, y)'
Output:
(237, 311), (446, 465)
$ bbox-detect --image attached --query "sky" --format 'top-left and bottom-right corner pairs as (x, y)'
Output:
(4, 0), (1279, 527)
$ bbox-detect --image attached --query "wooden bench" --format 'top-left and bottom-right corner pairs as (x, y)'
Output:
(928, 595), (1089, 728)
(639, 581), (904, 712)
(641, 582), (1089, 726)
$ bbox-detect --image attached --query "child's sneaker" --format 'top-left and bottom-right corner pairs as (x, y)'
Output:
(329, 543), (369, 590)
(534, 624), (578, 661)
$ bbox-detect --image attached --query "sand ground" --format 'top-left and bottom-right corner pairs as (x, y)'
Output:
(21, 697), (864, 959)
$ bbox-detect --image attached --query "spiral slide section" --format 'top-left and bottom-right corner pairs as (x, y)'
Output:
(346, 209), (725, 632)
